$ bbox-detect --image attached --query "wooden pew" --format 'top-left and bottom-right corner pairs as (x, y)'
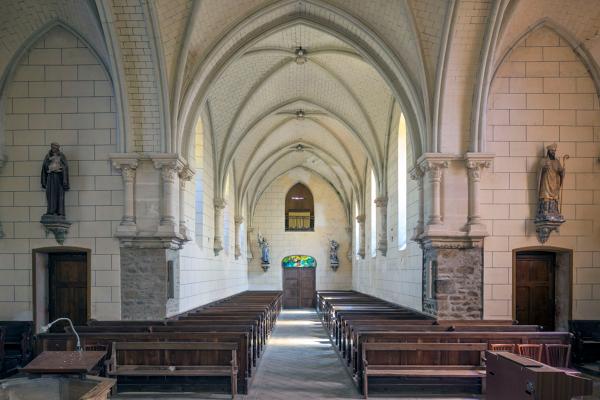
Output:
(37, 331), (252, 394)
(108, 341), (238, 398)
(362, 342), (487, 398)
(0, 321), (32, 376)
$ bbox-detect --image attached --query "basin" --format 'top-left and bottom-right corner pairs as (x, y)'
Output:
(0, 376), (115, 400)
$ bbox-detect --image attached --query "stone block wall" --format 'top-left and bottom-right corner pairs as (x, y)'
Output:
(0, 27), (122, 320)
(352, 108), (423, 311)
(249, 169), (352, 291)
(483, 27), (600, 319)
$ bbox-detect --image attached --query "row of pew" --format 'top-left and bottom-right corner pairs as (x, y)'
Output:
(317, 290), (573, 398)
(0, 321), (33, 378)
(36, 291), (283, 397)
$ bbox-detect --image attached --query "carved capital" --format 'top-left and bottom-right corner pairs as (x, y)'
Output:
(160, 165), (178, 184)
(234, 216), (244, 224)
(465, 153), (494, 182)
(374, 196), (388, 208)
(179, 165), (195, 181)
(409, 165), (424, 181)
(121, 165), (136, 182)
(214, 198), (227, 210)
(420, 160), (448, 181)
(110, 153), (139, 171)
(356, 214), (365, 223)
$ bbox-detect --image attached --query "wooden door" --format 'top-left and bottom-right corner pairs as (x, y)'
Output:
(48, 253), (88, 326)
(282, 268), (316, 308)
(515, 252), (555, 331)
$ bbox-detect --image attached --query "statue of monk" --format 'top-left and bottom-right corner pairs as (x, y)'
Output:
(41, 143), (69, 217)
(536, 142), (565, 222)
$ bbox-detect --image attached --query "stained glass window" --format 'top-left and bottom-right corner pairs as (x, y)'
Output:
(281, 255), (317, 268)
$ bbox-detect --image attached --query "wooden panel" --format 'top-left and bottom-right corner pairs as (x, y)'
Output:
(283, 268), (299, 308)
(49, 253), (87, 326)
(300, 268), (315, 308)
(515, 253), (555, 331)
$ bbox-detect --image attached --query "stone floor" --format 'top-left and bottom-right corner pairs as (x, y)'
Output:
(114, 309), (600, 400)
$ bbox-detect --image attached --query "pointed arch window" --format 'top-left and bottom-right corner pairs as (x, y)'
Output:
(285, 183), (314, 231)
(398, 112), (407, 250)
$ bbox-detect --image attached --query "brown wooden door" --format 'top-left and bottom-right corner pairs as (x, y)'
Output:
(282, 268), (316, 308)
(48, 253), (88, 326)
(515, 252), (555, 331)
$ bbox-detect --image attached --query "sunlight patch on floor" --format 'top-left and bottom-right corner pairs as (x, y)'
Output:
(268, 337), (332, 346)
(275, 320), (320, 326)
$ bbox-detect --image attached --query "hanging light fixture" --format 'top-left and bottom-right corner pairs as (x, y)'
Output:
(295, 109), (305, 120)
(295, 46), (307, 64)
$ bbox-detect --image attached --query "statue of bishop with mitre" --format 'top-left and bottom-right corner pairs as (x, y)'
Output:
(536, 142), (565, 223)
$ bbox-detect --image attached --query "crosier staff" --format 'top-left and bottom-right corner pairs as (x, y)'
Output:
(559, 154), (569, 214)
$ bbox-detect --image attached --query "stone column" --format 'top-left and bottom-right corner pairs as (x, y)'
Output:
(345, 226), (353, 261)
(418, 155), (448, 234)
(234, 216), (243, 259)
(213, 198), (226, 255)
(409, 165), (424, 240)
(178, 166), (194, 241)
(110, 154), (139, 236)
(465, 153), (493, 236)
(356, 214), (365, 259)
(374, 196), (388, 256)
(152, 155), (183, 236)
(247, 226), (254, 260)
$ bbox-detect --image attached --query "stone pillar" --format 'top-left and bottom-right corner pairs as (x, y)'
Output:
(178, 166), (194, 241)
(421, 239), (483, 320)
(110, 154), (139, 236)
(247, 226), (254, 260)
(409, 166), (425, 240)
(152, 156), (183, 236)
(345, 226), (353, 261)
(465, 153), (493, 236)
(418, 155), (449, 234)
(121, 247), (178, 320)
(234, 216), (243, 259)
(213, 198), (226, 255)
(356, 214), (365, 259)
(374, 196), (388, 256)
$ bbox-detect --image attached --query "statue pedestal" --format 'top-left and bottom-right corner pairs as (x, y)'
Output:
(330, 262), (339, 271)
(261, 262), (270, 272)
(40, 214), (72, 245)
(534, 217), (564, 244)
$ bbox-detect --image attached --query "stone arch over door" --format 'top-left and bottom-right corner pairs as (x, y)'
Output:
(512, 246), (572, 331)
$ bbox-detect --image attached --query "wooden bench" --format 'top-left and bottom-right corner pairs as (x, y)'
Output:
(0, 321), (32, 376)
(569, 320), (600, 364)
(362, 342), (487, 398)
(108, 341), (238, 398)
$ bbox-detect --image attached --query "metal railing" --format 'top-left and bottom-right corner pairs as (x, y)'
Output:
(285, 215), (314, 231)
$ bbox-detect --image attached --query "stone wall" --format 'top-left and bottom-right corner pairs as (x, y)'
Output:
(249, 169), (352, 291)
(0, 27), (122, 320)
(484, 27), (600, 319)
(352, 108), (423, 311)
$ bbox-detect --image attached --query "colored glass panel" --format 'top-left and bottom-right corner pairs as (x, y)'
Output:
(281, 255), (316, 268)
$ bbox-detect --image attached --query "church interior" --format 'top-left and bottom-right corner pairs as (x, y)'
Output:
(0, 0), (600, 398)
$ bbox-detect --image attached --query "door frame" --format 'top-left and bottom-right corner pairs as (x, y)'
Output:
(512, 246), (573, 330)
(281, 267), (316, 309)
(32, 247), (91, 333)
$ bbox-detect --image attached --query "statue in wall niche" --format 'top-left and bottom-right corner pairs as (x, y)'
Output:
(258, 234), (270, 271)
(40, 143), (71, 244)
(535, 142), (568, 243)
(329, 239), (340, 271)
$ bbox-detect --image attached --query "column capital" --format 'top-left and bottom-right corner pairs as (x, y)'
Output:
(150, 153), (186, 172)
(234, 216), (244, 224)
(356, 214), (365, 223)
(465, 152), (494, 181)
(418, 153), (454, 181)
(214, 198), (227, 210)
(374, 196), (388, 207)
(178, 165), (195, 181)
(408, 165), (424, 181)
(110, 153), (140, 170)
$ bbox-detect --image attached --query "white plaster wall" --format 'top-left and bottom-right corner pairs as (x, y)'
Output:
(249, 169), (352, 291)
(484, 27), (600, 319)
(352, 112), (422, 311)
(176, 123), (248, 314)
(0, 27), (122, 320)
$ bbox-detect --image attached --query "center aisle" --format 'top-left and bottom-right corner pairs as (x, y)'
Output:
(244, 309), (361, 400)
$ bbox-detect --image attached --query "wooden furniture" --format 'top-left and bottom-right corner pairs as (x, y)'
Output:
(0, 321), (33, 376)
(569, 320), (600, 364)
(108, 341), (238, 398)
(490, 343), (516, 352)
(362, 342), (487, 398)
(283, 266), (315, 308)
(0, 375), (115, 400)
(486, 351), (593, 400)
(517, 344), (543, 361)
(543, 344), (571, 368)
(21, 351), (107, 375)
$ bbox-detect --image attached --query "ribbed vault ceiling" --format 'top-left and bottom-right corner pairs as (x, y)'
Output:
(202, 24), (396, 214)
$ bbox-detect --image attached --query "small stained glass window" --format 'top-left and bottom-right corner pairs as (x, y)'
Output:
(282, 255), (317, 268)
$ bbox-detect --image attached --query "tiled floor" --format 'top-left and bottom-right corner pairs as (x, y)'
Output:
(113, 310), (600, 400)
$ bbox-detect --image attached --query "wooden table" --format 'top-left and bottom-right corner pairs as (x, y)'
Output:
(21, 351), (106, 374)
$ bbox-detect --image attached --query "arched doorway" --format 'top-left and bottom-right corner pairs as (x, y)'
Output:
(513, 248), (572, 331)
(282, 255), (316, 308)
